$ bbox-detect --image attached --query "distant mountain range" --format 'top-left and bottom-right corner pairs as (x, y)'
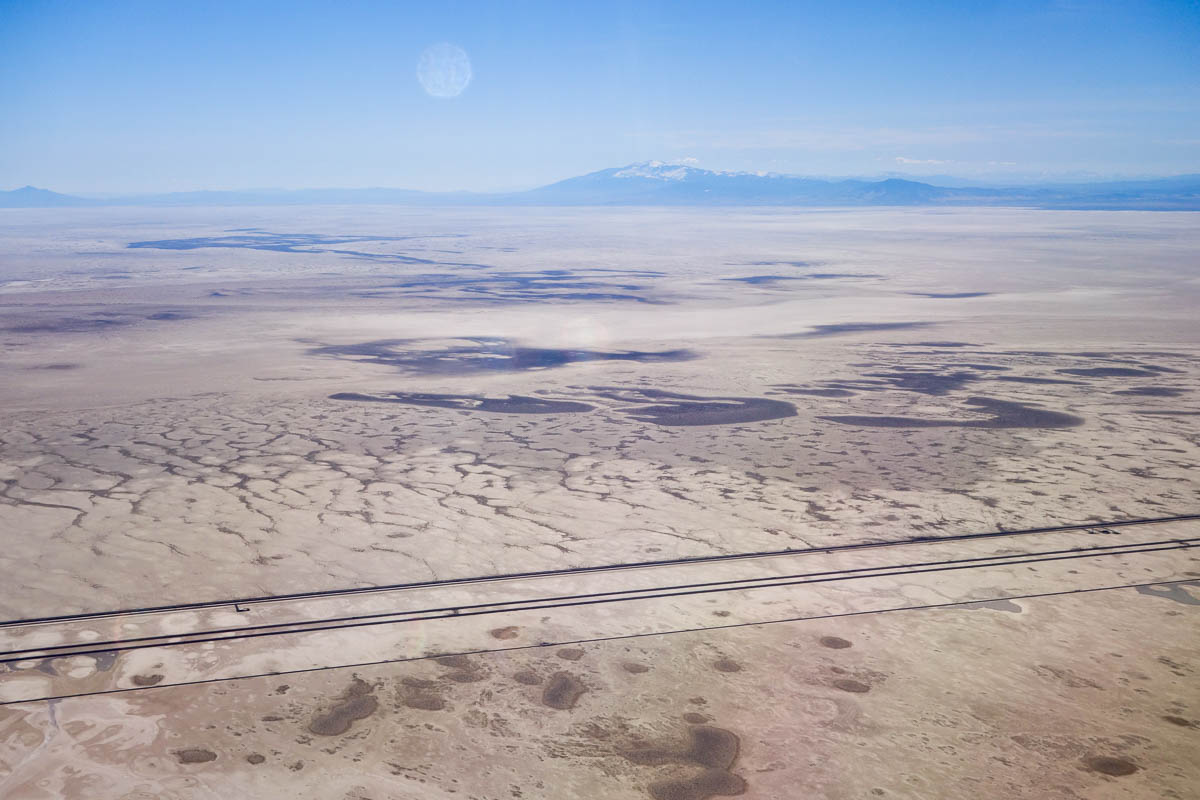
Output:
(5, 162), (1200, 210)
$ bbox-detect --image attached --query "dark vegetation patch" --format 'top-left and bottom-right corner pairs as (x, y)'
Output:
(1135, 410), (1200, 416)
(723, 272), (880, 284)
(776, 321), (934, 338)
(4, 316), (131, 334)
(490, 626), (520, 639)
(590, 387), (796, 427)
(308, 678), (379, 736)
(1058, 367), (1166, 378)
(4, 308), (196, 334)
(712, 658), (743, 673)
(434, 654), (472, 669)
(821, 396), (1084, 429)
(1081, 755), (1139, 776)
(650, 769), (746, 800)
(28, 363), (80, 370)
(175, 748), (217, 764)
(1113, 386), (1187, 397)
(446, 670), (485, 683)
(311, 337), (696, 375)
(513, 670), (543, 686)
(819, 636), (853, 649)
(357, 269), (667, 304)
(542, 672), (587, 709)
(907, 291), (991, 298)
(1163, 715), (1196, 728)
(623, 662), (651, 674)
(131, 673), (164, 686)
(557, 648), (585, 661)
(848, 370), (981, 395)
(127, 229), (477, 263)
(624, 726), (746, 800)
(833, 679), (871, 693)
(403, 694), (446, 711)
(331, 391), (595, 414)
(881, 341), (977, 348)
(993, 376), (1086, 385)
(772, 387), (857, 397)
(737, 260), (820, 267)
(246, 753), (266, 764)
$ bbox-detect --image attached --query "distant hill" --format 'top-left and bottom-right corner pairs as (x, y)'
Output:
(516, 162), (965, 206)
(0, 186), (100, 208)
(4, 165), (1200, 209)
(516, 162), (1200, 209)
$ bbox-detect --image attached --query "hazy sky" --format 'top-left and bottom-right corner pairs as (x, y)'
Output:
(2, 0), (1198, 192)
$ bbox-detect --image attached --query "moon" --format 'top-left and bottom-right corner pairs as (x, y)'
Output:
(417, 43), (472, 98)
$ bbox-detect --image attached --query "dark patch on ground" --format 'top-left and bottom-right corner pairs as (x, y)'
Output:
(772, 387), (857, 398)
(1163, 715), (1196, 728)
(446, 670), (485, 683)
(330, 391), (596, 414)
(736, 260), (820, 268)
(682, 712), (710, 724)
(542, 672), (587, 709)
(1135, 410), (1200, 416)
(820, 396), (1084, 429)
(175, 748), (217, 764)
(1058, 367), (1165, 378)
(434, 654), (472, 669)
(1113, 386), (1187, 397)
(403, 694), (447, 711)
(490, 626), (520, 639)
(623, 662), (651, 674)
(513, 670), (543, 686)
(650, 768), (746, 800)
(712, 659), (742, 673)
(246, 753), (266, 764)
(624, 726), (746, 800)
(1135, 582), (1200, 606)
(833, 679), (871, 693)
(557, 648), (585, 661)
(3, 308), (198, 334)
(590, 387), (796, 427)
(1081, 755), (1139, 776)
(4, 317), (130, 334)
(723, 273), (880, 285)
(775, 321), (934, 338)
(993, 376), (1086, 385)
(958, 598), (1024, 613)
(308, 678), (379, 736)
(881, 341), (977, 348)
(852, 370), (981, 395)
(357, 269), (667, 304)
(27, 363), (80, 370)
(311, 337), (696, 375)
(906, 291), (991, 298)
(819, 636), (853, 649)
(131, 673), (164, 686)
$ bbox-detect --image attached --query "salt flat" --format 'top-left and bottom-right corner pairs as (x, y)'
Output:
(0, 206), (1197, 798)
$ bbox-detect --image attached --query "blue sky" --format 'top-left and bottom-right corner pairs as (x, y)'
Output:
(1, 0), (1197, 192)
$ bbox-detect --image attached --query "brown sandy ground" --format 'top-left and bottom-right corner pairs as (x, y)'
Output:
(1, 582), (1197, 799)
